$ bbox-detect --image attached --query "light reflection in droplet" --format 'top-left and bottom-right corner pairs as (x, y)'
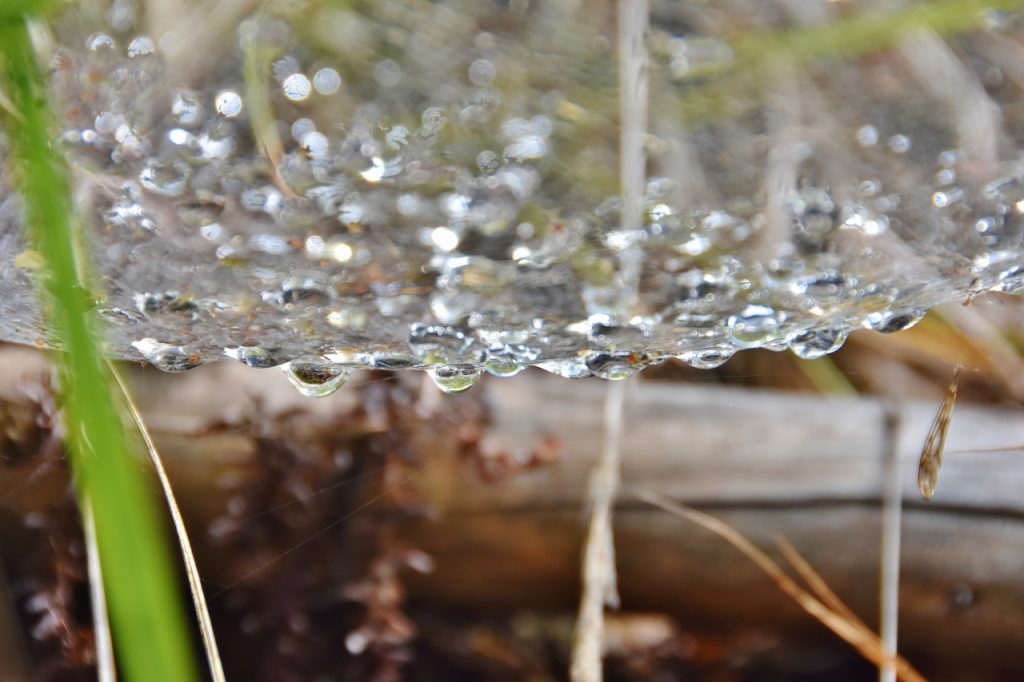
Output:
(855, 125), (878, 147)
(127, 36), (155, 57)
(215, 91), (243, 118)
(330, 241), (354, 263)
(301, 131), (329, 159)
(430, 227), (459, 252)
(282, 73), (312, 101)
(313, 67), (342, 95)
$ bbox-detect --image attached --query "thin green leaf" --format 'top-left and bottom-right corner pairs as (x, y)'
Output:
(0, 15), (198, 682)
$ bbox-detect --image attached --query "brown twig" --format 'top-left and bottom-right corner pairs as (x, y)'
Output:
(636, 491), (927, 682)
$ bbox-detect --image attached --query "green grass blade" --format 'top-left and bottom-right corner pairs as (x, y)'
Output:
(0, 16), (198, 682)
(109, 363), (226, 682)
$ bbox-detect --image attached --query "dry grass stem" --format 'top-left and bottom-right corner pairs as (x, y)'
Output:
(879, 408), (903, 682)
(636, 491), (927, 682)
(775, 536), (860, 625)
(571, 1), (647, 676)
(571, 379), (627, 682)
(82, 500), (117, 682)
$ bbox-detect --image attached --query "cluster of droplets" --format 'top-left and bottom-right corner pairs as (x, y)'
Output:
(3, 1), (1024, 398)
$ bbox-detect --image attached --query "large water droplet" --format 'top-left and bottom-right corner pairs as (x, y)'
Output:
(132, 338), (202, 372)
(428, 364), (482, 394)
(787, 327), (848, 360)
(678, 347), (735, 369)
(282, 359), (350, 397)
(727, 305), (779, 348)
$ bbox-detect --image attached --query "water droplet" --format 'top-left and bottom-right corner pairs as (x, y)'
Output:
(428, 364), (482, 394)
(584, 351), (639, 380)
(95, 111), (120, 134)
(727, 305), (779, 348)
(263, 274), (329, 306)
(139, 159), (190, 197)
(855, 125), (878, 147)
(537, 358), (593, 379)
(224, 346), (286, 368)
(840, 208), (888, 235)
(172, 91), (204, 127)
(869, 309), (926, 333)
(325, 308), (368, 330)
(676, 234), (711, 256)
(282, 73), (312, 101)
(887, 134), (911, 154)
(282, 359), (350, 397)
(126, 36), (155, 57)
(215, 91), (243, 118)
(300, 131), (329, 159)
(504, 135), (547, 161)
(167, 128), (191, 145)
(587, 321), (647, 345)
(87, 33), (117, 51)
(997, 266), (1024, 294)
(369, 353), (419, 370)
(408, 324), (479, 364)
(197, 131), (235, 159)
(792, 272), (847, 300)
(104, 195), (157, 234)
(132, 338), (202, 372)
(788, 327), (848, 360)
(134, 291), (198, 318)
(477, 150), (499, 172)
(932, 188), (963, 208)
(420, 107), (447, 135)
(484, 345), (534, 377)
(468, 59), (496, 86)
(312, 67), (342, 95)
(428, 226), (460, 252)
(374, 59), (402, 88)
(678, 348), (735, 369)
(386, 126), (409, 149)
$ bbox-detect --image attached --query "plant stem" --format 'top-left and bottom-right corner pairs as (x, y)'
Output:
(0, 15), (198, 682)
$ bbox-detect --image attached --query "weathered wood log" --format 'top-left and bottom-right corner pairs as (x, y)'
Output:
(420, 372), (1024, 514)
(2, 347), (1024, 676)
(397, 372), (1024, 677)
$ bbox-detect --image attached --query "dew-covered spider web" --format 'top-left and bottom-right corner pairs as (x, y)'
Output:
(2, 0), (1024, 396)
